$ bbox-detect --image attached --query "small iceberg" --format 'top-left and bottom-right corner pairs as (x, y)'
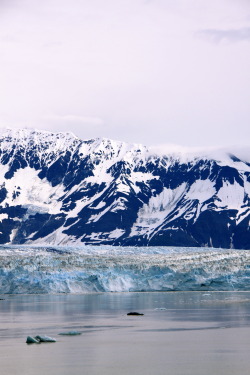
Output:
(35, 335), (56, 342)
(58, 331), (82, 336)
(26, 336), (40, 344)
(26, 335), (56, 343)
(154, 307), (167, 311)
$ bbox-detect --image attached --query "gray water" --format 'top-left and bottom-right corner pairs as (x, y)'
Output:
(1, 292), (250, 375)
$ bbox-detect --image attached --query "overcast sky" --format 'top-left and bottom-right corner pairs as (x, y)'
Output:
(0, 0), (250, 147)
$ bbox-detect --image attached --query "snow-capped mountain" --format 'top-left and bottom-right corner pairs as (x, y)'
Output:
(0, 128), (249, 249)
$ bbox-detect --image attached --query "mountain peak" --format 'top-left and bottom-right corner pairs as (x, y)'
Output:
(0, 127), (78, 141)
(0, 127), (250, 249)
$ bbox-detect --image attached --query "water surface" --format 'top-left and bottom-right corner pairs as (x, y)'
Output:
(1, 292), (250, 375)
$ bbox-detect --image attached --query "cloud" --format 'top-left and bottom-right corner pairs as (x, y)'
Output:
(149, 143), (216, 157)
(196, 27), (250, 43)
(45, 115), (105, 126)
(0, 34), (19, 43)
(149, 143), (250, 165)
(0, 0), (249, 148)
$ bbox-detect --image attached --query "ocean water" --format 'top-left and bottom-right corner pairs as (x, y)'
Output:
(1, 246), (250, 374)
(1, 292), (250, 375)
(1, 245), (250, 293)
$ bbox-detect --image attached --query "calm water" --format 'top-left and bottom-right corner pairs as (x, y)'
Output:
(1, 292), (250, 375)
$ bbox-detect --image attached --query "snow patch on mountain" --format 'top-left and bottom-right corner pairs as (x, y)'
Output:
(186, 179), (216, 203)
(216, 181), (245, 211)
(129, 184), (187, 238)
(1, 167), (63, 214)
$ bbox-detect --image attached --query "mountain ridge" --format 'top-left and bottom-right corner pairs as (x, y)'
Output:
(0, 128), (249, 249)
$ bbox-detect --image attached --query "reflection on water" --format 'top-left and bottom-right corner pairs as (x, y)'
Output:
(1, 292), (250, 375)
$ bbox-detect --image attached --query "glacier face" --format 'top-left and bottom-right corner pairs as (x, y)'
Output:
(0, 128), (250, 248)
(1, 245), (250, 294)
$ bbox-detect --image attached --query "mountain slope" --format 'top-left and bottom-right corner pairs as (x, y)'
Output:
(0, 128), (249, 248)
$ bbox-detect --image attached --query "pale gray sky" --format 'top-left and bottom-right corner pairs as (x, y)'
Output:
(0, 0), (250, 147)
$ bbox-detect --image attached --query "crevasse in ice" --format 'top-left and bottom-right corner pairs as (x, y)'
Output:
(0, 245), (250, 294)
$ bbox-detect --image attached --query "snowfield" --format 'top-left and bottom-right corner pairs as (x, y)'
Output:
(0, 128), (249, 249)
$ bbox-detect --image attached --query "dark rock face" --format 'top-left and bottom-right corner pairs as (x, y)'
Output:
(0, 128), (249, 249)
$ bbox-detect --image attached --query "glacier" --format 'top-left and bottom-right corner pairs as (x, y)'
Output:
(1, 245), (250, 294)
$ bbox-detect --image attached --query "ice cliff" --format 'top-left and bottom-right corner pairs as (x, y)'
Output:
(1, 245), (250, 293)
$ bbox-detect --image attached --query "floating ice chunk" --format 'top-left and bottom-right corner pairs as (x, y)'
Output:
(35, 335), (56, 342)
(26, 336), (40, 344)
(154, 307), (167, 311)
(58, 331), (82, 336)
